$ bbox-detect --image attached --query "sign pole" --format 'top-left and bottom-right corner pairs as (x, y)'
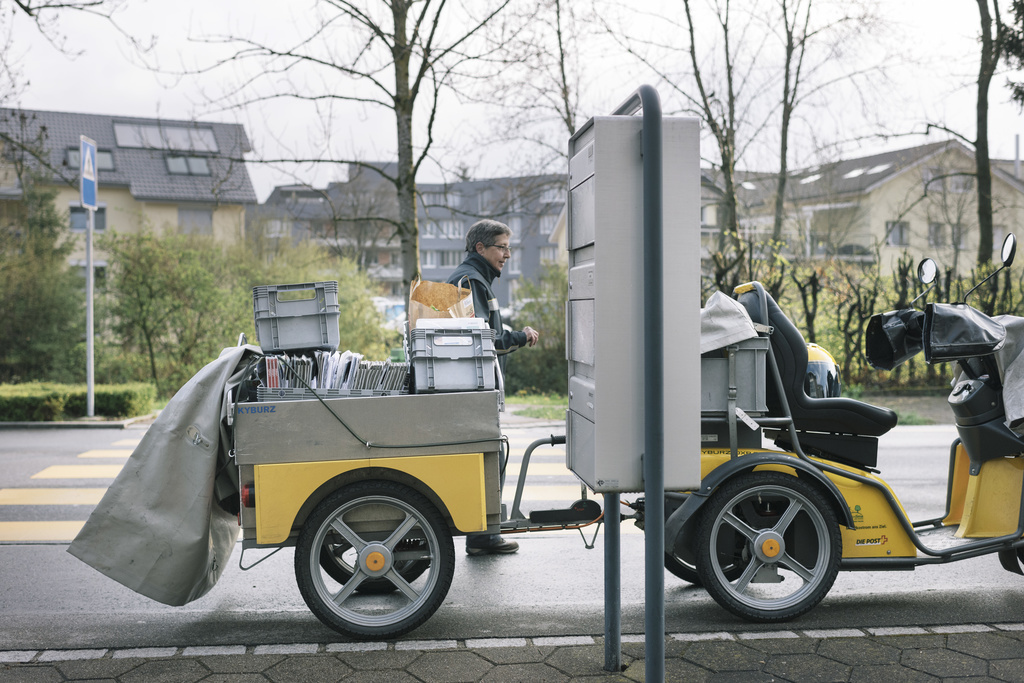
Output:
(80, 136), (98, 418)
(85, 208), (95, 417)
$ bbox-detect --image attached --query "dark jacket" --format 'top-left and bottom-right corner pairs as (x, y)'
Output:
(448, 252), (527, 372)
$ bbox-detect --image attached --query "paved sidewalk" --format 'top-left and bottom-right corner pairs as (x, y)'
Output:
(3, 623), (1024, 682)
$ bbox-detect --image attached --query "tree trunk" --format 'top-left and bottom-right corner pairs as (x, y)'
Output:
(976, 0), (998, 267)
(392, 2), (420, 305)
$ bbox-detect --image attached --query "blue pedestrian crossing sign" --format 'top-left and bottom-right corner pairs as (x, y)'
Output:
(80, 135), (97, 209)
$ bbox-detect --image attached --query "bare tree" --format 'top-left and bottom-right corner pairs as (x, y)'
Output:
(474, 0), (591, 173)
(179, 1), (511, 302)
(767, 0), (880, 248)
(603, 0), (881, 293)
(974, 0), (1005, 268)
(0, 0), (148, 174)
(1, 0), (144, 100)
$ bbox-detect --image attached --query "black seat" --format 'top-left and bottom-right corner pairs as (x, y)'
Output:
(735, 282), (897, 438)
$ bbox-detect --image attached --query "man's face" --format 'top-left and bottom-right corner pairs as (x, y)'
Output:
(476, 236), (511, 273)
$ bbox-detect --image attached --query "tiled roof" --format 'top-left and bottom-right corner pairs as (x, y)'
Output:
(0, 108), (257, 204)
(724, 140), (966, 207)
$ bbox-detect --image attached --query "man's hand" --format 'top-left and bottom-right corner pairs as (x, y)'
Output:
(523, 326), (539, 347)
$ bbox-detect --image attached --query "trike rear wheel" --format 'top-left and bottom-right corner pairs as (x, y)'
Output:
(295, 480), (455, 639)
(695, 471), (841, 622)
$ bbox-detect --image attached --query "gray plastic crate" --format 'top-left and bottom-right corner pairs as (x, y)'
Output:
(410, 327), (496, 393)
(700, 336), (769, 415)
(253, 281), (340, 353)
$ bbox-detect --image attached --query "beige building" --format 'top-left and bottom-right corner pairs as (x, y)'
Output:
(0, 108), (256, 273)
(706, 140), (1024, 275)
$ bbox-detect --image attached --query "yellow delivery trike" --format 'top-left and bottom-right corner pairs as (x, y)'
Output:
(655, 233), (1024, 623)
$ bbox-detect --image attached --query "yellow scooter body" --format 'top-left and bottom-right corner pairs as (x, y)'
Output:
(700, 448), (918, 558)
(944, 443), (1024, 537)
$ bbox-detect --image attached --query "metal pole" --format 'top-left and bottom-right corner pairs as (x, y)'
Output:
(612, 84), (665, 682)
(638, 84), (665, 683)
(604, 492), (621, 672)
(86, 207), (95, 417)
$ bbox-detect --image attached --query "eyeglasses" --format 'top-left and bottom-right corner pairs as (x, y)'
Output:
(489, 244), (512, 255)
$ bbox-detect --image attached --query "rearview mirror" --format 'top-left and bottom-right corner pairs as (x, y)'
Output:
(1001, 233), (1016, 267)
(917, 258), (937, 285)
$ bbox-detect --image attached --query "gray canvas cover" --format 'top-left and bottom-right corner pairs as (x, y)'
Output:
(993, 315), (1024, 434)
(68, 345), (261, 606)
(700, 290), (758, 354)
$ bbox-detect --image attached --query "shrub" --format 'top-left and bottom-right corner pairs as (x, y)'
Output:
(0, 382), (155, 421)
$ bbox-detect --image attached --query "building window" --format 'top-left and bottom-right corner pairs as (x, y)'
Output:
(113, 123), (218, 152)
(506, 249), (521, 274)
(67, 148), (115, 171)
(952, 224), (966, 248)
(885, 220), (909, 247)
(421, 192), (446, 207)
(421, 221), (438, 238)
(266, 219), (288, 238)
(922, 167), (942, 191)
(540, 186), (564, 204)
(928, 222), (966, 248)
(506, 190), (521, 212)
(949, 174), (974, 193)
(179, 207), (213, 235)
(540, 246), (558, 263)
(69, 205), (106, 232)
(539, 214), (558, 235)
(440, 250), (462, 268)
(440, 220), (462, 239)
(507, 216), (522, 235)
(422, 250), (438, 268)
(167, 156), (211, 175)
(478, 189), (492, 212)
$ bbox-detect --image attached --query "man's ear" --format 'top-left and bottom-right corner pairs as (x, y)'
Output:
(474, 242), (487, 255)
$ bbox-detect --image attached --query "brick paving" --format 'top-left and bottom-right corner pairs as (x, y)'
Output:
(3, 623), (1024, 682)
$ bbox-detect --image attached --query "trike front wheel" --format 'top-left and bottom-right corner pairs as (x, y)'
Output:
(295, 480), (455, 639)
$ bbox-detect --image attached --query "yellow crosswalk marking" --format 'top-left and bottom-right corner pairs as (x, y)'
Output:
(31, 465), (123, 479)
(0, 521), (84, 542)
(0, 488), (106, 505)
(77, 449), (132, 459)
(111, 438), (141, 447)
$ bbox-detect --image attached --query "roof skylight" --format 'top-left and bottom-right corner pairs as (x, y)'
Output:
(113, 123), (219, 153)
(800, 174), (821, 184)
(866, 163), (892, 174)
(843, 168), (866, 179)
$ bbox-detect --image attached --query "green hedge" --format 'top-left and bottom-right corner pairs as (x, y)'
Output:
(0, 382), (156, 422)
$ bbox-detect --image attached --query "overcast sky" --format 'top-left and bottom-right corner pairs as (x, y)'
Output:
(9, 0), (1024, 202)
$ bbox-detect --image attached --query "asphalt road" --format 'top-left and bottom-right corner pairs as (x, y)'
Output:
(1, 421), (1023, 651)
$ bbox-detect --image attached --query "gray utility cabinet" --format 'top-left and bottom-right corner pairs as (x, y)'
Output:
(566, 115), (702, 493)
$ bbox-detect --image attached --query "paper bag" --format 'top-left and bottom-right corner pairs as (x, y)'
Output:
(408, 277), (475, 329)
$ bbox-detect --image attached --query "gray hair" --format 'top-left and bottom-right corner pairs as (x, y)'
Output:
(465, 219), (512, 253)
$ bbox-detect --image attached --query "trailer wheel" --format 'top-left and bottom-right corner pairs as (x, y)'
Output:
(295, 480), (455, 639)
(695, 471), (841, 622)
(320, 539), (429, 594)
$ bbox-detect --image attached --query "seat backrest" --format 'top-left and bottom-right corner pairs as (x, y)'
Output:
(734, 282), (897, 437)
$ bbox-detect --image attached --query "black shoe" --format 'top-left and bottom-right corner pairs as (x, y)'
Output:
(466, 535), (519, 556)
